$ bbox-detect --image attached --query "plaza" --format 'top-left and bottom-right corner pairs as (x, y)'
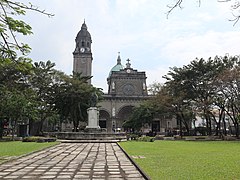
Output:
(0, 143), (146, 180)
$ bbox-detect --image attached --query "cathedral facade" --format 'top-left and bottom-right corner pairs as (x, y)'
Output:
(98, 54), (149, 132)
(73, 21), (176, 133)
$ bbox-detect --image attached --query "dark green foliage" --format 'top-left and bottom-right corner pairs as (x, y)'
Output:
(126, 133), (139, 140)
(123, 101), (156, 131)
(128, 55), (240, 137)
(0, 0), (53, 57)
(29, 60), (60, 134)
(22, 136), (56, 143)
(53, 72), (102, 132)
(0, 119), (4, 139)
(0, 1), (103, 137)
(137, 136), (155, 142)
(163, 56), (240, 137)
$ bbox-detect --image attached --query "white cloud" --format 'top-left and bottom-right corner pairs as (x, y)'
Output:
(196, 13), (215, 22)
(18, 0), (240, 92)
(146, 66), (169, 85)
(161, 30), (240, 68)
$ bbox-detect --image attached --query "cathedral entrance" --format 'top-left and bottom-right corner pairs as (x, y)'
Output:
(117, 105), (135, 131)
(152, 120), (160, 133)
(99, 110), (110, 131)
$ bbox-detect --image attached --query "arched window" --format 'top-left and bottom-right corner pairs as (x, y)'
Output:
(87, 42), (90, 47)
(81, 41), (85, 47)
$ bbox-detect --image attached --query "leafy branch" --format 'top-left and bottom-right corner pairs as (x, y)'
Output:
(0, 0), (54, 59)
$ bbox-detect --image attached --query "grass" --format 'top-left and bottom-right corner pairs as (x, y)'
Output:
(0, 141), (59, 163)
(119, 140), (240, 180)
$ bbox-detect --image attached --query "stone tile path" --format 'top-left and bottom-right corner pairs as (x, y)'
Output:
(0, 143), (146, 180)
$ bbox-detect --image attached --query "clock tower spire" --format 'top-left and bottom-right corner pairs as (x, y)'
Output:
(73, 20), (93, 84)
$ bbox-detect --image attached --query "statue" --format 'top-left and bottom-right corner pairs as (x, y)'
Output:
(86, 92), (100, 130)
(89, 92), (98, 107)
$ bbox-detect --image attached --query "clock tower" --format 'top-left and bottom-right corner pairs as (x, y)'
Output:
(73, 20), (92, 84)
(60, 22), (177, 134)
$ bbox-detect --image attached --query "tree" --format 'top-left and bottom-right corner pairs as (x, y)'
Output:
(0, 86), (37, 140)
(0, 0), (53, 58)
(124, 85), (174, 133)
(29, 60), (59, 135)
(215, 63), (240, 137)
(0, 1), (54, 137)
(53, 72), (102, 132)
(148, 82), (164, 95)
(124, 101), (155, 131)
(164, 57), (216, 135)
(0, 56), (34, 138)
(163, 55), (240, 137)
(162, 77), (193, 136)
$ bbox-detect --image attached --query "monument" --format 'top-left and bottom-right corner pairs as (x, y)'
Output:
(85, 92), (100, 130)
(44, 21), (128, 141)
(46, 91), (126, 141)
(85, 107), (100, 129)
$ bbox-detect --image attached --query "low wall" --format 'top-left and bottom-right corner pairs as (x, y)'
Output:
(44, 132), (127, 141)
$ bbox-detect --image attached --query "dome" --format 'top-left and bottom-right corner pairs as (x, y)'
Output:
(110, 64), (124, 73)
(109, 53), (124, 77)
(76, 21), (92, 43)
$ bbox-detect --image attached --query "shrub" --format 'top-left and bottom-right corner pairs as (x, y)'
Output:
(155, 135), (164, 140)
(22, 136), (56, 143)
(137, 136), (155, 142)
(127, 134), (139, 140)
(22, 136), (41, 142)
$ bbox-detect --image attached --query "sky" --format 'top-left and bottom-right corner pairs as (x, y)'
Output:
(19, 0), (240, 92)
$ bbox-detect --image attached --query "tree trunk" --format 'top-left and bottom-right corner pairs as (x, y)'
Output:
(177, 113), (182, 137)
(204, 112), (211, 136)
(223, 113), (227, 136)
(0, 119), (3, 139)
(210, 112), (219, 136)
(234, 121), (239, 138)
(11, 118), (16, 141)
(73, 120), (79, 132)
(193, 120), (197, 136)
(208, 119), (212, 136)
(180, 112), (190, 136)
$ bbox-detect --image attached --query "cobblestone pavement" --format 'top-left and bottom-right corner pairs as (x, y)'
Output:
(0, 143), (146, 180)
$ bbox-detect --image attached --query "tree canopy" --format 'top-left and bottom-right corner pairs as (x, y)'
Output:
(0, 0), (53, 58)
(127, 55), (240, 137)
(0, 1), (102, 138)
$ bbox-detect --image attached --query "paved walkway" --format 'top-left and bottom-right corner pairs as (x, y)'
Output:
(0, 143), (146, 180)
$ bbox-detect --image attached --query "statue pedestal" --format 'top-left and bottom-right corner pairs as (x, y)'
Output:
(44, 108), (127, 141)
(85, 107), (100, 130)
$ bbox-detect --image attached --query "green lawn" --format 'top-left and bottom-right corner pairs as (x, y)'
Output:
(119, 140), (240, 180)
(0, 141), (59, 163)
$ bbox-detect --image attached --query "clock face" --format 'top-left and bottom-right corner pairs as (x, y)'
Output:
(80, 47), (85, 53)
(123, 84), (134, 95)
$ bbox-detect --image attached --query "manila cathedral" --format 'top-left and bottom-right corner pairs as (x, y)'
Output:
(71, 21), (176, 133)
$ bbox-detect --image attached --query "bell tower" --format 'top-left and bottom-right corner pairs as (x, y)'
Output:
(73, 20), (93, 84)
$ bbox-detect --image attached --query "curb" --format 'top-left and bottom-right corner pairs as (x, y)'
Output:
(57, 139), (127, 143)
(117, 142), (151, 180)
